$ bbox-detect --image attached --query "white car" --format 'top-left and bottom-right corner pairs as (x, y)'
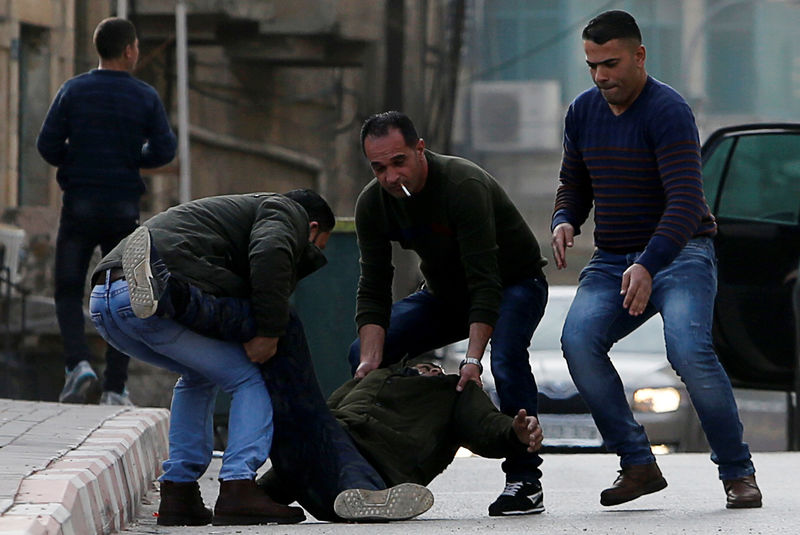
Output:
(441, 286), (708, 452)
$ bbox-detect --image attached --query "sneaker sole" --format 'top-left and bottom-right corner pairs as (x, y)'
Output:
(333, 483), (434, 522)
(600, 477), (668, 506)
(123, 226), (158, 319)
(58, 373), (99, 403)
(488, 490), (545, 516)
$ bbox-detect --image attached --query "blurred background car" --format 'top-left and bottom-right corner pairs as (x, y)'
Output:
(440, 286), (709, 453)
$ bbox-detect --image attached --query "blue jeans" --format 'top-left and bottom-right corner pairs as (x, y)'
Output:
(56, 196), (139, 392)
(561, 238), (754, 480)
(348, 276), (548, 482)
(260, 310), (385, 522)
(135, 283), (386, 521)
(89, 275), (272, 482)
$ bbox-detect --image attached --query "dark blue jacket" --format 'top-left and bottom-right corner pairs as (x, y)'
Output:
(37, 69), (176, 201)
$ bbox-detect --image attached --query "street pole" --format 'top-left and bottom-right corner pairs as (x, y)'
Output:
(176, 0), (191, 203)
(792, 261), (800, 450)
(117, 0), (127, 19)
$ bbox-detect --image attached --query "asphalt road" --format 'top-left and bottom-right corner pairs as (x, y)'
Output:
(122, 451), (796, 534)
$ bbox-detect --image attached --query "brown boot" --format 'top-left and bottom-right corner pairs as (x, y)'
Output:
(723, 474), (762, 509)
(600, 462), (667, 506)
(213, 478), (306, 525)
(157, 480), (213, 526)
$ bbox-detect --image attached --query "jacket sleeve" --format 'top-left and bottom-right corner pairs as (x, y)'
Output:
(36, 85), (70, 167)
(450, 178), (503, 327)
(354, 186), (394, 330)
(451, 382), (527, 458)
(326, 379), (358, 410)
(248, 197), (308, 337)
(140, 90), (177, 168)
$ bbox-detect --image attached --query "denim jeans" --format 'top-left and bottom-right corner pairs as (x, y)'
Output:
(56, 197), (138, 393)
(348, 276), (548, 482)
(561, 237), (754, 480)
(260, 310), (386, 522)
(89, 275), (272, 482)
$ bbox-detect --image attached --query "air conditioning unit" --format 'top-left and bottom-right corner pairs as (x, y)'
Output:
(471, 80), (561, 152)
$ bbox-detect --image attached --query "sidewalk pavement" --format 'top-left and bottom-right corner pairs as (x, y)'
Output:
(0, 399), (169, 535)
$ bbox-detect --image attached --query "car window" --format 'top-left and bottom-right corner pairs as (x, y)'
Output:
(702, 135), (734, 210)
(716, 133), (800, 223)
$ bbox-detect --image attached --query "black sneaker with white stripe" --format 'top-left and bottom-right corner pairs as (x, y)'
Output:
(488, 480), (545, 516)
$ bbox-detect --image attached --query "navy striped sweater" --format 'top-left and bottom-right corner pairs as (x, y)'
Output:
(37, 69), (176, 201)
(552, 76), (716, 276)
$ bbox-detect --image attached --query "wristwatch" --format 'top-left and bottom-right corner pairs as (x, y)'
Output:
(459, 357), (483, 374)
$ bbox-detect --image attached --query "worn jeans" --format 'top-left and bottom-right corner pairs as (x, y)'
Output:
(150, 283), (385, 520)
(56, 196), (138, 393)
(561, 237), (754, 480)
(89, 276), (271, 482)
(260, 310), (386, 522)
(347, 276), (548, 482)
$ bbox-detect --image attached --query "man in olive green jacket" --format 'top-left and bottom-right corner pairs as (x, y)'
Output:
(256, 359), (542, 518)
(328, 361), (541, 487)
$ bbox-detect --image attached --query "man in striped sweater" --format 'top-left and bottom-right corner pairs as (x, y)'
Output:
(37, 17), (176, 406)
(551, 10), (761, 509)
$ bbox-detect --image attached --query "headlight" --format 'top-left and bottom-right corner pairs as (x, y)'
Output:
(632, 387), (681, 413)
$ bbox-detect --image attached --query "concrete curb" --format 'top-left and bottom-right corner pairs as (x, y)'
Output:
(0, 403), (169, 535)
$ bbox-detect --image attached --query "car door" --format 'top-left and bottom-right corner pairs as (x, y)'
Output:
(702, 125), (800, 390)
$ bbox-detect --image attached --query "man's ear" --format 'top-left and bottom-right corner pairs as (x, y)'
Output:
(309, 221), (320, 241)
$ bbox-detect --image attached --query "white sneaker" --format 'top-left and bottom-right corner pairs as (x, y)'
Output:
(333, 483), (433, 522)
(122, 226), (170, 319)
(100, 390), (134, 406)
(58, 360), (98, 403)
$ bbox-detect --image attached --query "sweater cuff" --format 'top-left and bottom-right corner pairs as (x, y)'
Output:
(635, 236), (682, 277)
(551, 209), (581, 236)
(355, 312), (391, 332)
(468, 309), (499, 328)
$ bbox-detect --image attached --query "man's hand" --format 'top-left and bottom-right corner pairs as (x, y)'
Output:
(621, 263), (652, 316)
(456, 362), (483, 392)
(512, 409), (543, 453)
(243, 336), (279, 363)
(354, 358), (381, 379)
(355, 324), (386, 379)
(551, 223), (575, 269)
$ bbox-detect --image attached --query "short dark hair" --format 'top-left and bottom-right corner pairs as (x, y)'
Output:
(582, 10), (642, 45)
(283, 189), (336, 233)
(93, 17), (137, 60)
(359, 111), (420, 155)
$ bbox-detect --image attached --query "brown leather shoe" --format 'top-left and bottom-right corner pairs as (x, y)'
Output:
(600, 462), (668, 506)
(157, 480), (213, 526)
(723, 474), (762, 509)
(213, 478), (305, 525)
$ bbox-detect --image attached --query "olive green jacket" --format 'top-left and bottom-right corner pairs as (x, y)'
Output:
(94, 193), (326, 337)
(327, 364), (527, 487)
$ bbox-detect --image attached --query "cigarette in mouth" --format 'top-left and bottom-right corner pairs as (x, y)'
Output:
(401, 184), (411, 197)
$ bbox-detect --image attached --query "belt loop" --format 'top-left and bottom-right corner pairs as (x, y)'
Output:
(104, 268), (112, 291)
